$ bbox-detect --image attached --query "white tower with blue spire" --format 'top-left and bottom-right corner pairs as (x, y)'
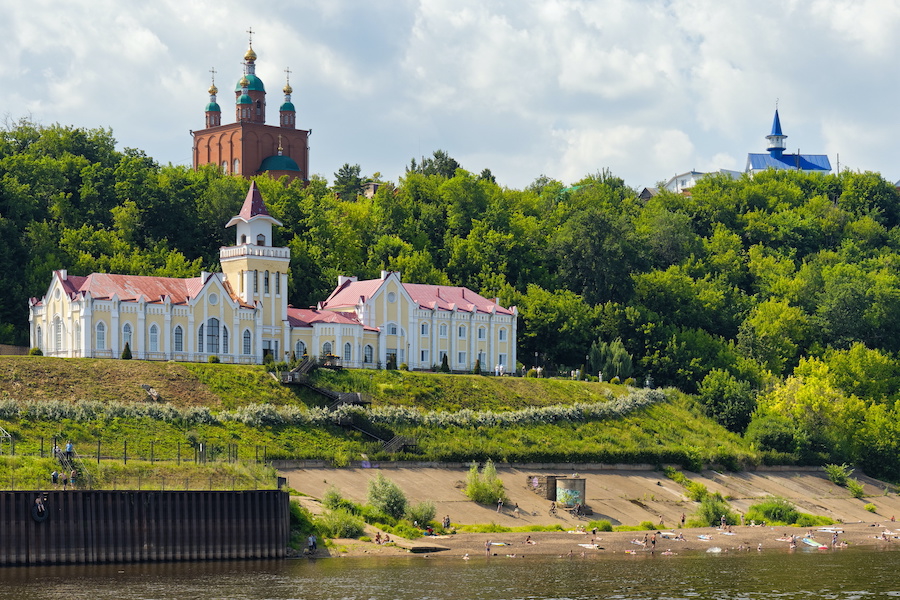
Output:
(766, 109), (787, 159)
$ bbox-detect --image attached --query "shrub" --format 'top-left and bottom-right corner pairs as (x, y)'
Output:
(121, 342), (132, 360)
(686, 481), (708, 502)
(847, 479), (865, 499)
(694, 492), (737, 527)
(473, 359), (482, 375)
(359, 504), (396, 527)
(588, 519), (613, 532)
(316, 508), (365, 538)
(526, 368), (537, 378)
(323, 485), (358, 513)
(638, 520), (656, 530)
(465, 459), (508, 505)
(207, 355), (220, 364)
(405, 500), (436, 525)
(366, 473), (407, 519)
(825, 463), (853, 487)
(610, 376), (621, 384)
(865, 503), (877, 513)
(624, 378), (636, 386)
(440, 354), (450, 373)
(745, 497), (798, 525)
(399, 363), (408, 371)
(795, 513), (835, 527)
(28, 347), (42, 356)
(746, 415), (796, 453)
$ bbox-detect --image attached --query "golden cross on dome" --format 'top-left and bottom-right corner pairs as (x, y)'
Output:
(284, 67), (292, 84)
(247, 27), (254, 46)
(209, 67), (217, 84)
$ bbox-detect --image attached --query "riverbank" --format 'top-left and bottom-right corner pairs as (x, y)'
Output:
(323, 521), (900, 559)
(282, 465), (900, 559)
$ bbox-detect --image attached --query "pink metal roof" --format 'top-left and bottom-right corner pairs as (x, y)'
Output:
(53, 271), (213, 305)
(238, 181), (271, 220)
(287, 307), (375, 330)
(321, 277), (514, 315)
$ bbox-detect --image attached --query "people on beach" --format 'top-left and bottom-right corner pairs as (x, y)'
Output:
(307, 534), (317, 553)
(497, 499), (503, 513)
(375, 532), (382, 544)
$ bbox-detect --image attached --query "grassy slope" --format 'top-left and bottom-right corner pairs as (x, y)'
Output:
(0, 357), (756, 469)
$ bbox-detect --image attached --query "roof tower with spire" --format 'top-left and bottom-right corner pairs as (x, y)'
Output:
(746, 107), (831, 174)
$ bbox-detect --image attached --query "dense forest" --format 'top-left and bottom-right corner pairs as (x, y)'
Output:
(5, 120), (900, 479)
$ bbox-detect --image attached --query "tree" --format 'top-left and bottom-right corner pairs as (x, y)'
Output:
(121, 342), (132, 360)
(697, 369), (755, 433)
(366, 473), (407, 519)
(407, 149), (460, 178)
(332, 163), (364, 200)
(587, 338), (633, 381)
(440, 353), (450, 373)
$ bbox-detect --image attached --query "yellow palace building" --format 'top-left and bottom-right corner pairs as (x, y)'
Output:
(29, 184), (518, 372)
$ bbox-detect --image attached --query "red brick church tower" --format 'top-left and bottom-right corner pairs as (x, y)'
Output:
(192, 33), (309, 182)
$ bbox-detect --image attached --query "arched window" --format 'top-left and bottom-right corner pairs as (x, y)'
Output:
(243, 329), (252, 355)
(240, 234), (247, 244)
(439, 323), (448, 337)
(253, 270), (258, 293)
(149, 324), (159, 352)
(343, 342), (352, 361)
(95, 322), (106, 350)
(233, 159), (240, 174)
(388, 323), (398, 335)
(295, 340), (307, 356)
(275, 272), (281, 295)
(420, 322), (429, 336)
(198, 324), (204, 353)
(123, 323), (133, 348)
(498, 328), (507, 341)
(364, 345), (374, 364)
(54, 316), (63, 353)
(478, 327), (486, 340)
(222, 160), (228, 173)
(256, 234), (266, 246)
(36, 326), (42, 351)
(222, 326), (229, 354)
(74, 322), (80, 352)
(323, 341), (332, 356)
(264, 271), (270, 294)
(458, 325), (466, 339)
(205, 318), (220, 354)
(174, 325), (184, 352)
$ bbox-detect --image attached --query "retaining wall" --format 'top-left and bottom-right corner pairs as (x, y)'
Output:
(0, 490), (289, 565)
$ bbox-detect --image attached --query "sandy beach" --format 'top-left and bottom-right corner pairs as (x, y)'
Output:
(320, 521), (900, 559)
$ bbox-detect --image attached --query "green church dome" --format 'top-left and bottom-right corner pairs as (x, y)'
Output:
(280, 101), (295, 112)
(205, 102), (221, 112)
(259, 155), (300, 172)
(235, 74), (265, 92)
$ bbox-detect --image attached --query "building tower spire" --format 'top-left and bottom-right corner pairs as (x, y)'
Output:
(205, 67), (221, 128)
(279, 67), (296, 129)
(766, 104), (787, 159)
(235, 27), (266, 124)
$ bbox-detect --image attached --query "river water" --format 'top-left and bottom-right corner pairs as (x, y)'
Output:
(1, 547), (898, 599)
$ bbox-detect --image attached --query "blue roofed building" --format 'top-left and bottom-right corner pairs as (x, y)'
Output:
(745, 110), (831, 175)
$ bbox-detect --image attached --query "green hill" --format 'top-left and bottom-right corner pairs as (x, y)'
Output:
(0, 356), (755, 470)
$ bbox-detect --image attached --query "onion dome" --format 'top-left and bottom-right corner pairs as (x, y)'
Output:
(283, 83), (293, 94)
(259, 154), (301, 172)
(208, 84), (219, 95)
(206, 102), (221, 112)
(245, 46), (257, 62)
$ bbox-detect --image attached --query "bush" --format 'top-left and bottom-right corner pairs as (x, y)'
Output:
(694, 492), (737, 527)
(28, 347), (42, 356)
(207, 355), (220, 364)
(847, 478), (865, 499)
(465, 459), (508, 505)
(686, 481), (708, 502)
(405, 500), (436, 525)
(440, 354), (450, 373)
(473, 359), (481, 375)
(526, 368), (537, 378)
(745, 415), (796, 453)
(587, 519), (613, 532)
(323, 485), (359, 513)
(745, 497), (798, 525)
(638, 520), (656, 530)
(399, 363), (408, 371)
(825, 463), (853, 487)
(795, 513), (835, 527)
(359, 504), (396, 527)
(366, 473), (407, 519)
(624, 378), (636, 386)
(610, 376), (621, 384)
(865, 503), (877, 513)
(316, 508), (366, 538)
(121, 342), (132, 360)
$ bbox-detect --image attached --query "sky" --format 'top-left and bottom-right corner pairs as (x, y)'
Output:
(3, 0), (899, 190)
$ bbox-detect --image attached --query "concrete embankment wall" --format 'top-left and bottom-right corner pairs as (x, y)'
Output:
(0, 490), (289, 566)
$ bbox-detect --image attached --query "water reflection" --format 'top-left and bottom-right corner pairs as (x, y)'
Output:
(0, 548), (897, 600)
